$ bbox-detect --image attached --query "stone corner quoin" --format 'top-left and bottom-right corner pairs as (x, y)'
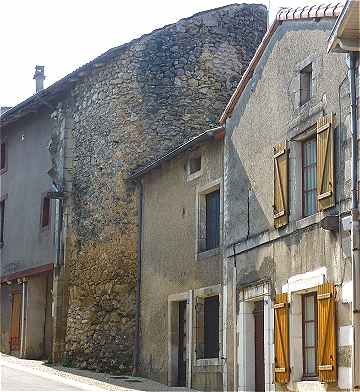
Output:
(48, 3), (267, 372)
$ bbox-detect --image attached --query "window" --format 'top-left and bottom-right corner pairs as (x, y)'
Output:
(196, 295), (220, 359)
(302, 137), (317, 217)
(300, 64), (312, 106)
(205, 190), (220, 250)
(0, 142), (6, 174)
(189, 155), (201, 175)
(41, 196), (50, 228)
(302, 293), (318, 378)
(0, 199), (4, 246)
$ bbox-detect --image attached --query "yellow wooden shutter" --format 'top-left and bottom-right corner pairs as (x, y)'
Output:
(317, 282), (337, 383)
(274, 293), (289, 384)
(317, 114), (335, 211)
(273, 143), (288, 229)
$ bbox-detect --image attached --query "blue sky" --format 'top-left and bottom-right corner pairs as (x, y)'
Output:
(0, 0), (331, 107)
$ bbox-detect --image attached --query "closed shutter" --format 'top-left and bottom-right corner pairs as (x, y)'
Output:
(273, 143), (288, 229)
(317, 283), (337, 383)
(317, 114), (335, 211)
(274, 293), (289, 384)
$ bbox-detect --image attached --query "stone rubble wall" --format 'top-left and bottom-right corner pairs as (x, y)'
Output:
(54, 3), (267, 372)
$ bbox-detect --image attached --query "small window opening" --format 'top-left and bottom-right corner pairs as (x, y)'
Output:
(196, 295), (220, 359)
(41, 197), (50, 228)
(302, 137), (317, 217)
(189, 155), (201, 175)
(300, 64), (312, 106)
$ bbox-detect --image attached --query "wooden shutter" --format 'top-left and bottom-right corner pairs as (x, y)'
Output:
(10, 292), (22, 351)
(274, 293), (289, 384)
(317, 282), (337, 383)
(273, 143), (288, 229)
(317, 114), (335, 211)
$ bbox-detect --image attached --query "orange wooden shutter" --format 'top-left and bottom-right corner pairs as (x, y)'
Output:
(317, 114), (335, 211)
(274, 293), (289, 384)
(273, 143), (288, 229)
(317, 283), (337, 383)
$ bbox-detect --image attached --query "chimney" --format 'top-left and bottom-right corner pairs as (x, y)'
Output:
(33, 65), (45, 93)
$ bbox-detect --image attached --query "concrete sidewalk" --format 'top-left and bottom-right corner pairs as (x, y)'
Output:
(0, 354), (192, 391)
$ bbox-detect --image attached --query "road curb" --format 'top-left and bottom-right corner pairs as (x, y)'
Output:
(1, 360), (115, 392)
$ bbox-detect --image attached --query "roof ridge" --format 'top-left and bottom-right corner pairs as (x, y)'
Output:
(276, 2), (345, 21)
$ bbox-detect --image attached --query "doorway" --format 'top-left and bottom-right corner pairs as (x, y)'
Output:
(177, 300), (187, 387)
(10, 291), (22, 352)
(253, 300), (265, 392)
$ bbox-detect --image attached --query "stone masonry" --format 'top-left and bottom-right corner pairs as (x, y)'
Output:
(49, 3), (267, 373)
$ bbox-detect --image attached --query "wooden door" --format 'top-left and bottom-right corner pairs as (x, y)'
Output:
(178, 301), (187, 387)
(10, 291), (22, 352)
(254, 301), (265, 392)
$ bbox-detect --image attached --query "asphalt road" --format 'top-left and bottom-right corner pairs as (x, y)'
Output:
(1, 364), (83, 391)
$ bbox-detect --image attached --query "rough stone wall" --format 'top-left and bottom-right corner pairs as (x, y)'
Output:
(53, 3), (267, 372)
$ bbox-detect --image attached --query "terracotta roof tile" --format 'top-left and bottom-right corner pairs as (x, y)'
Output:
(277, 3), (344, 21)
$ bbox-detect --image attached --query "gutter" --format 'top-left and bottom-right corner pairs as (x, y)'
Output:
(133, 179), (143, 375)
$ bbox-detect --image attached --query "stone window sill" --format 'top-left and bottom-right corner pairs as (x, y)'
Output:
(197, 247), (220, 260)
(187, 169), (203, 182)
(295, 212), (322, 230)
(295, 381), (326, 392)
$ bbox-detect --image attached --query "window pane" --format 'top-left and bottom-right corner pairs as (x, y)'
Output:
(305, 348), (316, 375)
(303, 137), (317, 217)
(206, 190), (220, 250)
(305, 322), (315, 346)
(203, 296), (219, 359)
(305, 294), (315, 320)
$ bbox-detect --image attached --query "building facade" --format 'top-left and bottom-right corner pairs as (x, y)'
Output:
(130, 127), (224, 391)
(220, 4), (356, 391)
(0, 103), (54, 360)
(1, 3), (267, 372)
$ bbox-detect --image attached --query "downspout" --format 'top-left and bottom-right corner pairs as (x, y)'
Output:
(232, 245), (238, 392)
(349, 51), (360, 390)
(133, 179), (143, 376)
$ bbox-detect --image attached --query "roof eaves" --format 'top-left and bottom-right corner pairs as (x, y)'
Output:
(128, 126), (224, 180)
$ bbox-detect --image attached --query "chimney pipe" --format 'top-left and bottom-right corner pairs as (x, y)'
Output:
(33, 65), (45, 93)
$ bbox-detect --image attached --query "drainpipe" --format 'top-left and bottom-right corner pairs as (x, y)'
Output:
(20, 279), (28, 358)
(133, 179), (143, 376)
(349, 51), (360, 389)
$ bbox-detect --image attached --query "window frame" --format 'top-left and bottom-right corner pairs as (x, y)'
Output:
(302, 292), (318, 380)
(194, 285), (222, 366)
(196, 179), (222, 258)
(187, 151), (202, 181)
(302, 135), (317, 218)
(300, 63), (312, 106)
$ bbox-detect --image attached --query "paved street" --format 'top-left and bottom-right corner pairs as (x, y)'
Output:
(1, 364), (83, 391)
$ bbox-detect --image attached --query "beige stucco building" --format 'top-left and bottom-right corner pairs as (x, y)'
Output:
(221, 3), (358, 391)
(130, 127), (224, 391)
